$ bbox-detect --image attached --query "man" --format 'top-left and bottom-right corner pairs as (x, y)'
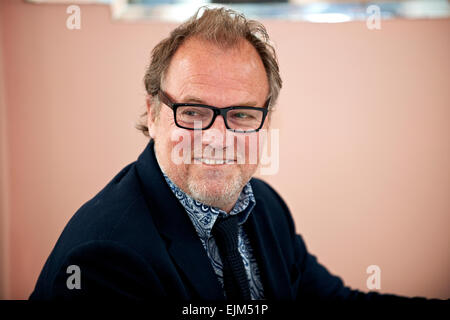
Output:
(29, 7), (433, 302)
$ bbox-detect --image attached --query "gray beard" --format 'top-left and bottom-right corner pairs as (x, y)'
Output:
(186, 173), (244, 211)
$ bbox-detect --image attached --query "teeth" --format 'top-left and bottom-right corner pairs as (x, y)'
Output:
(195, 158), (235, 165)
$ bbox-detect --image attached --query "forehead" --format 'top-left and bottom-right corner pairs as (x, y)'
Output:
(163, 37), (269, 106)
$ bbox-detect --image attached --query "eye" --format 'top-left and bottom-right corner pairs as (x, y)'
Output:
(183, 110), (199, 116)
(232, 112), (254, 119)
(180, 108), (209, 117)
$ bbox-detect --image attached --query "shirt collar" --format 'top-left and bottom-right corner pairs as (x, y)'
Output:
(161, 172), (256, 239)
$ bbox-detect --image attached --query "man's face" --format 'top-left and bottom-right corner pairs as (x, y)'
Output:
(147, 37), (270, 212)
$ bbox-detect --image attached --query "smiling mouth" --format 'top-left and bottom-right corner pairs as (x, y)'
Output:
(194, 158), (236, 165)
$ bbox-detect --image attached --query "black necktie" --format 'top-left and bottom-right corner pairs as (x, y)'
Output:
(212, 214), (251, 300)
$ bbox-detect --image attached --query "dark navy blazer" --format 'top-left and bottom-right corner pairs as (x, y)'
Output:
(29, 140), (425, 302)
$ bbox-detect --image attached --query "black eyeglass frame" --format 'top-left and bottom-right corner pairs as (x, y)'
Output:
(158, 90), (271, 133)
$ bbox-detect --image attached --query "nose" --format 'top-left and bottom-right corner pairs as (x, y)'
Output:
(209, 113), (227, 131)
(201, 114), (231, 150)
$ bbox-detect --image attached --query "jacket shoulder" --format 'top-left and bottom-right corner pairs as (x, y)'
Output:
(250, 177), (289, 204)
(30, 161), (163, 299)
(64, 162), (146, 242)
(250, 177), (292, 218)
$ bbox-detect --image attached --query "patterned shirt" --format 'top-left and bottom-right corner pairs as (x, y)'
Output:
(161, 172), (265, 300)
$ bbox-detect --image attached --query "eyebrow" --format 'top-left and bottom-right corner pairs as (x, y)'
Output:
(181, 95), (259, 107)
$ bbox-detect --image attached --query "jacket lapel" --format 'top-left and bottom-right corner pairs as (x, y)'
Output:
(135, 140), (225, 301)
(167, 239), (225, 300)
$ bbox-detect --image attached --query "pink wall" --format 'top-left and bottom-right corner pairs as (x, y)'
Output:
(0, 0), (449, 299)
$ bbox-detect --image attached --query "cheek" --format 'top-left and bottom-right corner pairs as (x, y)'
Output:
(154, 112), (184, 148)
(153, 114), (189, 169)
(165, 125), (199, 172)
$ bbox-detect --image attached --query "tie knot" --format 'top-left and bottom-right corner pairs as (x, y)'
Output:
(212, 214), (240, 251)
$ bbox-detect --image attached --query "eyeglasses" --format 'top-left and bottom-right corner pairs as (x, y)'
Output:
(158, 90), (270, 133)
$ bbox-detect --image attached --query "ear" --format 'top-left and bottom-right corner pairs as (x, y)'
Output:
(146, 95), (157, 139)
